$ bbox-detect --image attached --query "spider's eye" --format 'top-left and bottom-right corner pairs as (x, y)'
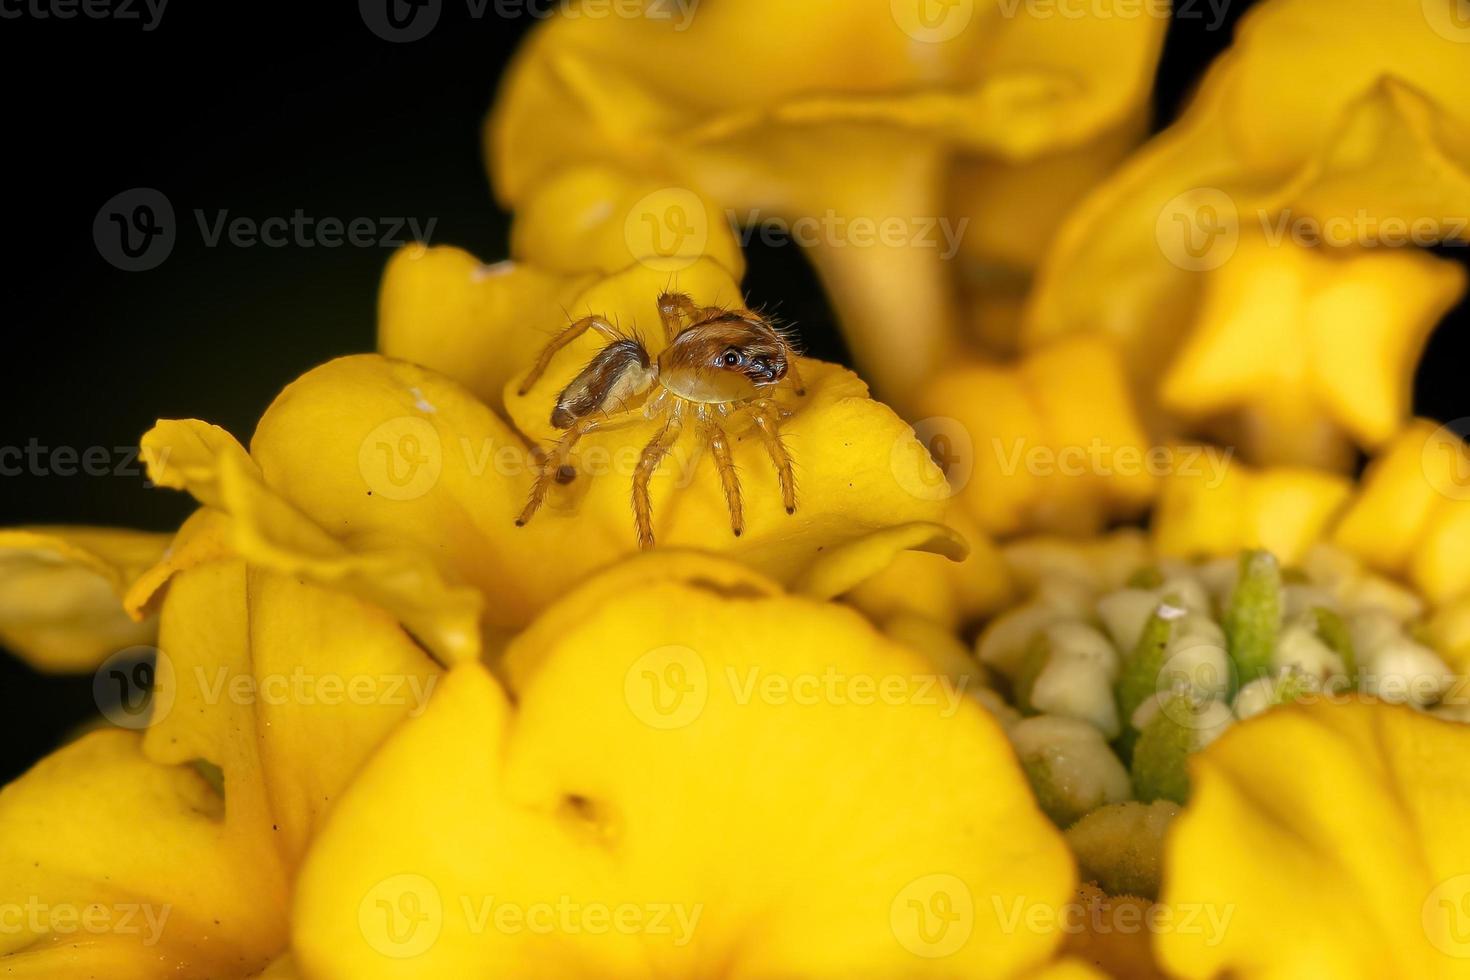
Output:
(750, 356), (770, 373)
(720, 349), (743, 368)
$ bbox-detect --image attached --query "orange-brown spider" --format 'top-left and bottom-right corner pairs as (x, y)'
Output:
(514, 291), (806, 549)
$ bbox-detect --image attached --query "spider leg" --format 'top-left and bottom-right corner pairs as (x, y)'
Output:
(516, 415), (633, 527)
(700, 407), (744, 538)
(631, 405), (685, 550)
(748, 398), (796, 515)
(518, 315), (623, 395)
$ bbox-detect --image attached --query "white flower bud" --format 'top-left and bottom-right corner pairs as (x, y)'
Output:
(1232, 676), (1278, 720)
(1010, 715), (1132, 826)
(1273, 621), (1345, 683)
(1029, 653), (1121, 738)
(1044, 622), (1120, 678)
(1283, 583), (1338, 620)
(1096, 588), (1161, 653)
(1361, 637), (1453, 706)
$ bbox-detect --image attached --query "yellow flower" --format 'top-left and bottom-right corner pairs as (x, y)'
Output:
(0, 506), (438, 977)
(291, 553), (1073, 978)
(488, 0), (1167, 406)
(1024, 0), (1470, 466)
(1160, 701), (1470, 979)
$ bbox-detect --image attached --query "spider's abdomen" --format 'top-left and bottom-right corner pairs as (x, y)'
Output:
(551, 338), (654, 428)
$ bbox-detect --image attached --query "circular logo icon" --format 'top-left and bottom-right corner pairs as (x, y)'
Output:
(1156, 187), (1239, 272)
(891, 873), (974, 958)
(93, 646), (175, 730)
(1421, 419), (1470, 501)
(359, 417), (443, 501)
(893, 417), (972, 501)
(359, 0), (441, 42)
(624, 645), (708, 730)
(359, 873), (443, 958)
(1423, 0), (1470, 42)
(890, 0), (975, 43)
(1424, 873), (1470, 958)
(93, 188), (175, 272)
(623, 188), (711, 271)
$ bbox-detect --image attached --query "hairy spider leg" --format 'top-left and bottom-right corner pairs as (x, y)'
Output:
(747, 398), (797, 514)
(632, 404), (686, 549)
(516, 415), (640, 527)
(518, 315), (624, 395)
(698, 405), (743, 537)
(784, 355), (807, 397)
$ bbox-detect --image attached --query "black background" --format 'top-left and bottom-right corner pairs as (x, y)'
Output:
(1, 0), (1466, 782)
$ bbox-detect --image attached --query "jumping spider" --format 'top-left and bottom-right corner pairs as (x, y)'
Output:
(514, 291), (806, 549)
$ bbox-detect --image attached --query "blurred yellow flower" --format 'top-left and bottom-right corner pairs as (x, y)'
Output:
(488, 0), (1167, 406)
(1025, 0), (1470, 467)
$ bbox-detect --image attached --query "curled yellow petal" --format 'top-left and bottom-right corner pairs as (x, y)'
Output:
(0, 526), (169, 672)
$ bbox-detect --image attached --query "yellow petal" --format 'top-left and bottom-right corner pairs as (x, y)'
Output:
(1153, 454), (1352, 564)
(1158, 701), (1470, 978)
(1160, 231), (1464, 465)
(1334, 420), (1470, 604)
(0, 526), (169, 672)
(143, 417), (484, 663)
(0, 729), (285, 978)
(294, 555), (1072, 977)
(378, 242), (594, 415)
(142, 550), (439, 871)
(916, 336), (1155, 538)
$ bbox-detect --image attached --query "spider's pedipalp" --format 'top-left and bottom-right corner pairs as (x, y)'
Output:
(550, 337), (654, 429)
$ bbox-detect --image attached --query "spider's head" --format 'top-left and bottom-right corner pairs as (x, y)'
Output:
(700, 314), (789, 387)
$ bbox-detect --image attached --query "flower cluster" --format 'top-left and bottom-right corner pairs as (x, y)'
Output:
(3, 1), (1470, 978)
